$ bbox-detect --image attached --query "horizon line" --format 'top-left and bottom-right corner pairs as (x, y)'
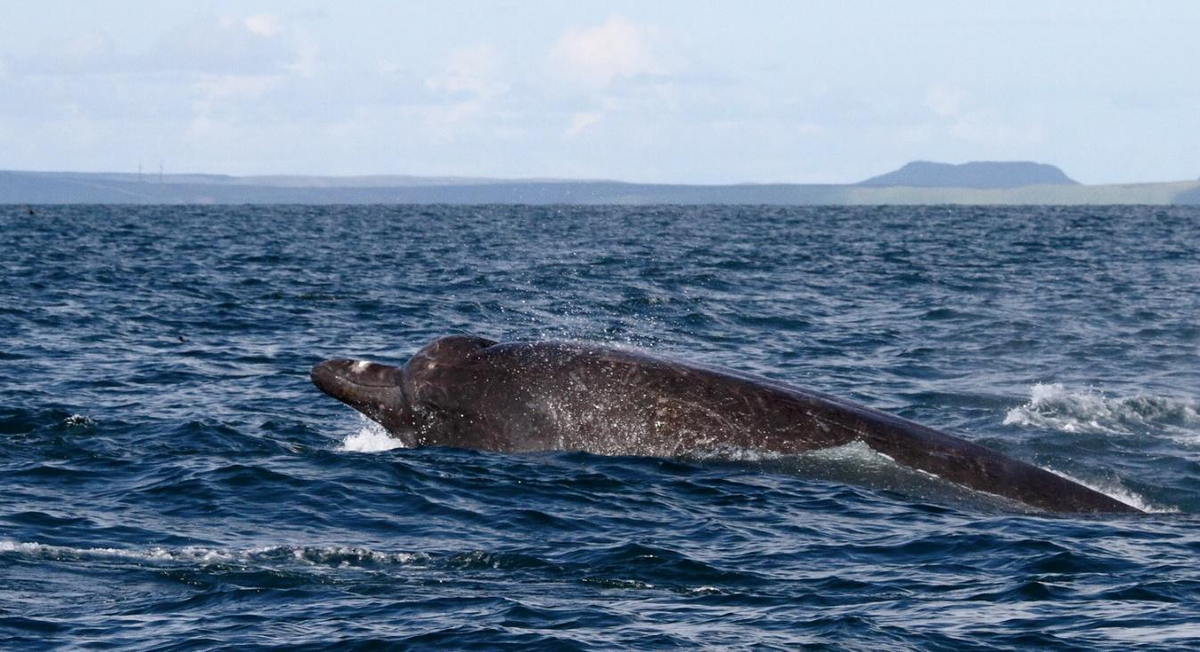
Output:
(4, 166), (1199, 188)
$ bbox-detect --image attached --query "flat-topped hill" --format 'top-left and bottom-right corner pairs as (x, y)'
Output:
(858, 161), (1078, 188)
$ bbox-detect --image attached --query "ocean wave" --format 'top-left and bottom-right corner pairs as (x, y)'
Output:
(5, 205), (1200, 647)
(1004, 383), (1199, 435)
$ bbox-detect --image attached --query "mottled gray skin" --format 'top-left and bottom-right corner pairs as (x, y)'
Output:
(312, 335), (1140, 514)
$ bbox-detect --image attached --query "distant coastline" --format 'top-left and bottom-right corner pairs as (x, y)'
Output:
(3, 162), (1198, 205)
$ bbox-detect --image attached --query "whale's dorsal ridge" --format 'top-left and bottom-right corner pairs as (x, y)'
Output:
(313, 335), (1141, 515)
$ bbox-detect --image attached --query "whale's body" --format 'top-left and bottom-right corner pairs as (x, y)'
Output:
(312, 335), (1139, 514)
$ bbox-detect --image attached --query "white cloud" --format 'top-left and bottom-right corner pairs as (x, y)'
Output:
(426, 45), (508, 96)
(548, 16), (667, 88)
(186, 74), (284, 140)
(285, 26), (320, 76)
(921, 83), (1043, 149)
(419, 45), (513, 138)
(11, 14), (314, 80)
(424, 99), (489, 136)
(419, 45), (513, 140)
(547, 17), (677, 139)
(244, 14), (282, 38)
(566, 111), (605, 137)
(149, 14), (311, 76)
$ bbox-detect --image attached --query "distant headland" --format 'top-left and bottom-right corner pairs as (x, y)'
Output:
(857, 161), (1077, 189)
(2, 162), (1198, 205)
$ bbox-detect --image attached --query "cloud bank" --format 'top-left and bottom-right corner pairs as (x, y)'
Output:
(1, 3), (1198, 184)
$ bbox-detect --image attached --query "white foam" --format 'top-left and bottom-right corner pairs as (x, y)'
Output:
(685, 586), (722, 595)
(1090, 624), (1200, 645)
(338, 415), (406, 453)
(1004, 383), (1199, 436)
(689, 441), (897, 466)
(0, 540), (425, 565)
(692, 439), (1176, 513)
(689, 445), (785, 463)
(63, 414), (95, 427)
(804, 440), (898, 466)
(1042, 467), (1177, 514)
(805, 442), (1177, 514)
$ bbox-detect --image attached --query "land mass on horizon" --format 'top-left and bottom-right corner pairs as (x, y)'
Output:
(857, 161), (1078, 188)
(2, 161), (1198, 206)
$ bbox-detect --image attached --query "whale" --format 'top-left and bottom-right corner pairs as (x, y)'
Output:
(311, 335), (1140, 514)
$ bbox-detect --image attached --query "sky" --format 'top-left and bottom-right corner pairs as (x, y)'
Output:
(1, 1), (1197, 184)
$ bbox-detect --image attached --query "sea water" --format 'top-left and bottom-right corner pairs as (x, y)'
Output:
(2, 205), (1198, 649)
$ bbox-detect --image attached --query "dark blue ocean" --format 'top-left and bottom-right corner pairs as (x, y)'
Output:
(2, 205), (1199, 650)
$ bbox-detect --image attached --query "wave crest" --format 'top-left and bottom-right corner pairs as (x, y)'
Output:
(1004, 383), (1199, 435)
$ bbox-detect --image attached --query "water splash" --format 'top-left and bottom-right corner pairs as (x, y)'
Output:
(1004, 383), (1199, 435)
(337, 415), (405, 453)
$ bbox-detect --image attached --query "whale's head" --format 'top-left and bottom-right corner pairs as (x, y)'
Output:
(311, 358), (417, 443)
(311, 335), (498, 446)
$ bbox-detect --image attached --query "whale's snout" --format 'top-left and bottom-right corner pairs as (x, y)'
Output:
(311, 358), (409, 431)
(310, 359), (345, 396)
(312, 359), (404, 394)
(311, 359), (361, 400)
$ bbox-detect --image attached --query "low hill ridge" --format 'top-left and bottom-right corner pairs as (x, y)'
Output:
(4, 168), (1199, 205)
(858, 161), (1078, 188)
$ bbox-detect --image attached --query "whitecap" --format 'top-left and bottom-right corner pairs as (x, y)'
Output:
(63, 414), (96, 428)
(1004, 383), (1199, 436)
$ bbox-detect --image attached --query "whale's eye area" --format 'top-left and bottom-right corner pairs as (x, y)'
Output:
(411, 335), (498, 368)
(312, 359), (403, 391)
(346, 361), (403, 387)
